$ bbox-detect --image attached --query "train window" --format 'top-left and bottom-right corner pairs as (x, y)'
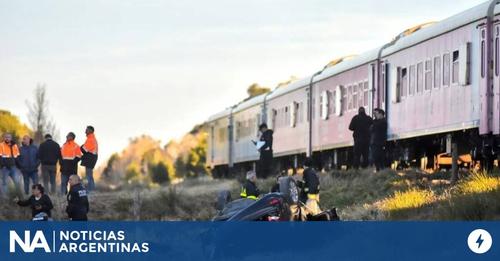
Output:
(320, 91), (329, 120)
(433, 56), (441, 88)
(443, 53), (451, 86)
(417, 62), (423, 93)
(363, 82), (369, 107)
(496, 37), (499, 77)
(452, 50), (459, 84)
(401, 68), (408, 97)
(330, 90), (335, 115)
(272, 109), (277, 129)
(347, 85), (352, 110)
(358, 82), (364, 108)
(352, 85), (358, 109)
(409, 65), (416, 95)
(235, 122), (241, 141)
(425, 59), (432, 90)
(341, 86), (347, 114)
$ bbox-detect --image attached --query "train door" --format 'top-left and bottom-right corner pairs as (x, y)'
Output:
(368, 63), (376, 115)
(493, 24), (500, 134)
(479, 25), (492, 135)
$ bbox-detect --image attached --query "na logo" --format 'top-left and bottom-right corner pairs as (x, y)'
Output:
(9, 230), (51, 253)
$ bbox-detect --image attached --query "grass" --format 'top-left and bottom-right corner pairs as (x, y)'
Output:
(1, 169), (500, 221)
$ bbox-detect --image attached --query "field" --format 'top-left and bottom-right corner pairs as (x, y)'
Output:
(1, 169), (500, 221)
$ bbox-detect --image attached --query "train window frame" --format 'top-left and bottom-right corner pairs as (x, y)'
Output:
(352, 83), (358, 110)
(347, 85), (353, 111)
(341, 85), (347, 115)
(417, 61), (424, 94)
(443, 52), (451, 87)
(409, 64), (416, 96)
(451, 49), (459, 85)
(496, 36), (499, 77)
(401, 67), (408, 98)
(363, 81), (369, 107)
(424, 59), (432, 91)
(433, 55), (441, 89)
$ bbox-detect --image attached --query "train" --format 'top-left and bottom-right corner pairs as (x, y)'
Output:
(206, 0), (500, 178)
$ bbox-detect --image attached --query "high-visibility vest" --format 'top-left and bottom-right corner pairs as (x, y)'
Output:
(0, 142), (20, 158)
(61, 140), (82, 160)
(82, 133), (98, 155)
(307, 193), (319, 201)
(240, 187), (258, 200)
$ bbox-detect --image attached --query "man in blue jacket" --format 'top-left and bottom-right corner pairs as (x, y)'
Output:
(19, 135), (40, 195)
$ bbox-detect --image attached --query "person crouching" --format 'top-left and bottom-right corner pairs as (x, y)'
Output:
(15, 184), (53, 221)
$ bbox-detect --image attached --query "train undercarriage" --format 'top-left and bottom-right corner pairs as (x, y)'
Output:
(211, 128), (500, 179)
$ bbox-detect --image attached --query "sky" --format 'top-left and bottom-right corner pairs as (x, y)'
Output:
(0, 0), (486, 166)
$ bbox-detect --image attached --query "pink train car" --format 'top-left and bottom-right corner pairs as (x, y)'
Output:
(206, 1), (500, 176)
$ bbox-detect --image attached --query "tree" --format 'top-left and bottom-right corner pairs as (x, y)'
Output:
(26, 84), (57, 144)
(149, 161), (170, 184)
(0, 110), (31, 142)
(246, 83), (270, 99)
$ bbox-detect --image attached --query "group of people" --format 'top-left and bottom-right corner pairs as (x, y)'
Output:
(14, 175), (89, 221)
(0, 126), (98, 221)
(349, 107), (388, 172)
(239, 106), (387, 218)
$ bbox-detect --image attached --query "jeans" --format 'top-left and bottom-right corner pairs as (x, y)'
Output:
(2, 167), (20, 196)
(86, 167), (95, 192)
(22, 170), (38, 195)
(61, 174), (70, 195)
(41, 165), (57, 194)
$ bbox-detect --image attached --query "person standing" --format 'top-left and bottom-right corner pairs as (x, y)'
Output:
(256, 123), (273, 178)
(0, 133), (21, 195)
(299, 158), (321, 217)
(80, 126), (98, 191)
(38, 134), (61, 194)
(60, 132), (82, 195)
(66, 175), (89, 221)
(348, 107), (373, 169)
(370, 108), (388, 172)
(19, 135), (40, 195)
(240, 171), (260, 200)
(15, 184), (53, 220)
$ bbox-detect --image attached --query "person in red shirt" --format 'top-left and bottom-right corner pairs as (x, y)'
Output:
(60, 132), (82, 195)
(1, 133), (21, 196)
(81, 126), (98, 192)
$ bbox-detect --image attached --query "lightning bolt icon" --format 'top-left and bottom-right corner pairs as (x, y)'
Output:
(476, 234), (484, 249)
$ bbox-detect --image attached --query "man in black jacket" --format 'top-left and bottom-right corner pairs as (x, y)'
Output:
(256, 123), (273, 178)
(38, 134), (61, 194)
(370, 108), (388, 172)
(349, 107), (373, 169)
(15, 184), (53, 219)
(66, 175), (89, 221)
(240, 171), (260, 200)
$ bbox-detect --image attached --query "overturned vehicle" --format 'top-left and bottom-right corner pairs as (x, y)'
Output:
(213, 177), (339, 221)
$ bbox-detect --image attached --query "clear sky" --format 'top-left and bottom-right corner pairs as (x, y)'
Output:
(0, 0), (485, 166)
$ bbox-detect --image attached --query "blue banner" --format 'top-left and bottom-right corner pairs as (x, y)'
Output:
(0, 222), (498, 261)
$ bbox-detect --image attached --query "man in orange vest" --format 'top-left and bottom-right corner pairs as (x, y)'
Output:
(60, 132), (82, 195)
(81, 126), (98, 191)
(1, 133), (21, 196)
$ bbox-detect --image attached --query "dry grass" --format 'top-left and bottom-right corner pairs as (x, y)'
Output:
(1, 169), (500, 221)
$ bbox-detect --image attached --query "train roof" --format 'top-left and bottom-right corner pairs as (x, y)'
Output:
(267, 47), (381, 101)
(266, 77), (311, 100)
(232, 93), (267, 114)
(382, 1), (498, 56)
(207, 107), (232, 122)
